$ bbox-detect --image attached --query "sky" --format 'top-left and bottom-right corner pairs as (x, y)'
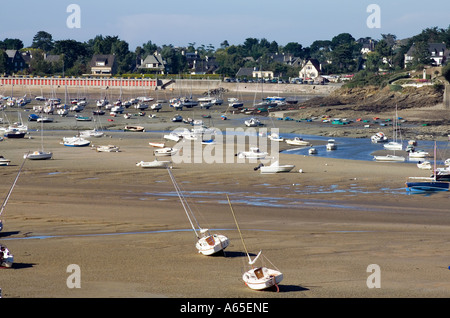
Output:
(1, 0), (450, 50)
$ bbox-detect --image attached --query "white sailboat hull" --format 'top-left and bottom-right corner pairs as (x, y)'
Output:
(62, 137), (91, 147)
(0, 256), (13, 268)
(243, 267), (283, 290)
(374, 155), (405, 162)
(196, 234), (229, 256)
(24, 151), (53, 160)
(260, 162), (295, 174)
(136, 160), (171, 168)
(384, 142), (402, 150)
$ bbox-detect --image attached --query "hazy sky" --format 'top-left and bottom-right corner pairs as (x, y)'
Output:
(1, 0), (450, 50)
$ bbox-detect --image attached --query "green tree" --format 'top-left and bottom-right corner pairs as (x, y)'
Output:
(160, 45), (186, 74)
(283, 42), (303, 57)
(32, 31), (54, 52)
(1, 38), (24, 50)
(442, 63), (450, 83)
(52, 39), (88, 70)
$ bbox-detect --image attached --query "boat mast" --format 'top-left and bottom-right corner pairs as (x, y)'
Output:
(433, 141), (437, 181)
(226, 194), (253, 266)
(0, 155), (27, 231)
(166, 167), (200, 238)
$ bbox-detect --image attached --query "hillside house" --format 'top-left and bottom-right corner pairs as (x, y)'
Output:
(404, 43), (449, 68)
(138, 53), (167, 74)
(89, 54), (117, 76)
(299, 59), (321, 79)
(5, 50), (26, 73)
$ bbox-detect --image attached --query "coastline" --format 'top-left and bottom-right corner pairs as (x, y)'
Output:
(0, 87), (450, 298)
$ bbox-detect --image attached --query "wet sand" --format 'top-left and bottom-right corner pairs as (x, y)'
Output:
(1, 91), (450, 299)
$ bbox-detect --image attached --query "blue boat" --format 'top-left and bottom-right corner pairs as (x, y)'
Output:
(405, 180), (449, 193)
(405, 141), (449, 193)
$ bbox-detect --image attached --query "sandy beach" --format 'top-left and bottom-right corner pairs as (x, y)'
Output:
(1, 88), (450, 301)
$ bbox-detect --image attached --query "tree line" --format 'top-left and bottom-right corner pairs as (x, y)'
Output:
(1, 26), (449, 78)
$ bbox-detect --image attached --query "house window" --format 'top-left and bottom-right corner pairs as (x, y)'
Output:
(96, 61), (105, 66)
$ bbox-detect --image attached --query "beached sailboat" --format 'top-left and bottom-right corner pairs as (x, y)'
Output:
(154, 147), (179, 157)
(167, 168), (229, 256)
(373, 154), (406, 162)
(285, 137), (311, 146)
(384, 106), (403, 151)
(256, 161), (295, 174)
(96, 145), (120, 152)
(0, 243), (14, 268)
(236, 147), (268, 159)
(136, 159), (171, 168)
(227, 195), (283, 291)
(62, 136), (91, 147)
(24, 117), (53, 160)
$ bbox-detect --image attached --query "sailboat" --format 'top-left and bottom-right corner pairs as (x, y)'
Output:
(0, 155), (26, 232)
(24, 116), (53, 160)
(227, 195), (283, 291)
(167, 168), (229, 256)
(0, 243), (13, 268)
(384, 105), (403, 151)
(406, 141), (450, 193)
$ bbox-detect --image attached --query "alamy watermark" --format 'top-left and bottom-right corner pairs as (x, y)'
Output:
(366, 264), (381, 288)
(66, 4), (81, 29)
(66, 264), (81, 288)
(366, 4), (381, 29)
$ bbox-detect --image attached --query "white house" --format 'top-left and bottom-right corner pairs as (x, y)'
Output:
(404, 42), (449, 68)
(299, 59), (321, 79)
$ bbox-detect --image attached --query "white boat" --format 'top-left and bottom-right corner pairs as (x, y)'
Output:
(150, 103), (162, 111)
(237, 147), (268, 159)
(168, 168), (229, 256)
(124, 125), (145, 132)
(0, 156), (11, 166)
(62, 136), (91, 147)
(227, 195), (283, 291)
(308, 147), (317, 155)
(245, 118), (262, 127)
(79, 129), (104, 138)
(285, 137), (311, 146)
(373, 154), (405, 162)
(136, 159), (171, 168)
(0, 244), (14, 268)
(417, 161), (432, 170)
(258, 161), (295, 174)
(25, 118), (53, 160)
(384, 141), (402, 151)
(96, 145), (120, 152)
(200, 101), (213, 109)
(384, 106), (403, 150)
(326, 139), (337, 150)
(268, 133), (283, 142)
(134, 103), (148, 110)
(36, 116), (54, 123)
(371, 132), (388, 143)
(24, 150), (53, 160)
(164, 133), (182, 142)
(137, 96), (154, 103)
(408, 150), (429, 158)
(172, 114), (183, 122)
(154, 147), (179, 157)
